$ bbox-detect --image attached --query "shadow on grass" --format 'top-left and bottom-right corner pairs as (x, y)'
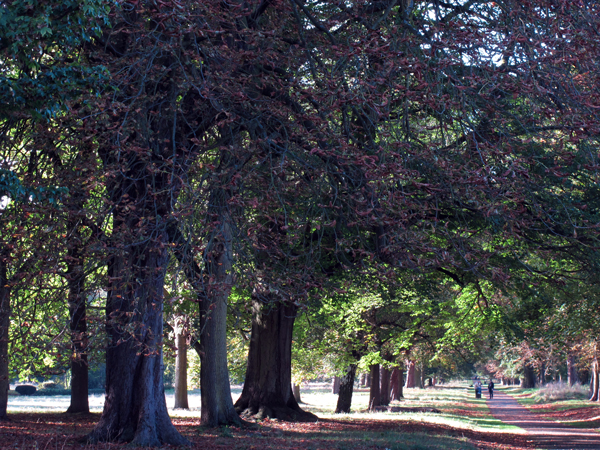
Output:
(246, 427), (478, 450)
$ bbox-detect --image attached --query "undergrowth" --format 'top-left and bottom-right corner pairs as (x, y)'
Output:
(530, 382), (589, 403)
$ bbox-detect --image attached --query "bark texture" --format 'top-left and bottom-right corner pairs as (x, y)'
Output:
(87, 232), (188, 446)
(335, 364), (357, 414)
(0, 256), (9, 420)
(368, 364), (381, 411)
(292, 383), (302, 404)
(380, 366), (391, 406)
(66, 248), (89, 414)
(590, 343), (599, 402)
(390, 366), (403, 401)
(332, 376), (340, 395)
(199, 219), (240, 426)
(174, 326), (189, 410)
(567, 351), (579, 386)
(520, 362), (537, 389)
(165, 181), (240, 425)
(360, 373), (367, 387)
(234, 298), (317, 422)
(405, 360), (416, 388)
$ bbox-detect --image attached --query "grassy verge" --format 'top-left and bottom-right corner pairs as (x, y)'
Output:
(298, 383), (524, 435)
(502, 383), (600, 430)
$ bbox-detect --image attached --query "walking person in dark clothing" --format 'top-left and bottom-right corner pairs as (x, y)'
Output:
(488, 380), (494, 399)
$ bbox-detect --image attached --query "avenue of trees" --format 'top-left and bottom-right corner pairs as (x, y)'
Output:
(1, 0), (600, 446)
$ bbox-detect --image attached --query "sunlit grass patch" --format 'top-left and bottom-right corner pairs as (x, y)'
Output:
(282, 428), (478, 450)
(299, 382), (524, 435)
(531, 382), (589, 403)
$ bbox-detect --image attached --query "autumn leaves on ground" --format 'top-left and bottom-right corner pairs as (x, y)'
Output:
(2, 384), (599, 450)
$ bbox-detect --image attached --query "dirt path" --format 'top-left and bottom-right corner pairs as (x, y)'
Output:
(486, 390), (600, 449)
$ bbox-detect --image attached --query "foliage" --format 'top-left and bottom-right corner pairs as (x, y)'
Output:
(2, 0), (600, 436)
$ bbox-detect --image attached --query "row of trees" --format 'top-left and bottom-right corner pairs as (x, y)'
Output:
(2, 0), (600, 445)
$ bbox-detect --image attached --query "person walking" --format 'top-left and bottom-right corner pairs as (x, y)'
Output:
(488, 380), (494, 399)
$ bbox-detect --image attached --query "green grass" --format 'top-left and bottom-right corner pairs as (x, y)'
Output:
(277, 428), (478, 450)
(298, 383), (524, 435)
(502, 384), (600, 431)
(9, 383), (524, 450)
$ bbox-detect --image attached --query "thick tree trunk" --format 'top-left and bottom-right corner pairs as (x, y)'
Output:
(0, 256), (9, 420)
(390, 366), (403, 401)
(87, 233), (188, 446)
(360, 373), (367, 387)
(521, 362), (536, 389)
(567, 351), (579, 386)
(66, 252), (89, 414)
(368, 364), (381, 411)
(234, 297), (317, 422)
(380, 366), (391, 406)
(405, 360), (416, 388)
(199, 220), (240, 426)
(332, 376), (340, 394)
(173, 325), (189, 410)
(335, 364), (357, 413)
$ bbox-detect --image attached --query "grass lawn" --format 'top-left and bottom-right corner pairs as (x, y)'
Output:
(4, 382), (534, 449)
(502, 385), (600, 430)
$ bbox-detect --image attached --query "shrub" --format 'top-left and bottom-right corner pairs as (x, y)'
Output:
(32, 389), (71, 396)
(39, 381), (60, 390)
(15, 385), (37, 395)
(532, 382), (589, 403)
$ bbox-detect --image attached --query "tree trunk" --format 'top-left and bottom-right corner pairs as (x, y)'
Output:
(173, 325), (189, 410)
(234, 297), (317, 422)
(539, 361), (546, 386)
(66, 251), (89, 414)
(590, 343), (599, 402)
(405, 360), (416, 388)
(380, 366), (391, 406)
(166, 182), (239, 425)
(199, 219), (240, 426)
(368, 364), (381, 411)
(0, 256), (9, 420)
(415, 365), (423, 388)
(332, 376), (340, 395)
(390, 366), (403, 401)
(521, 362), (536, 389)
(335, 364), (357, 413)
(360, 373), (367, 387)
(292, 383), (301, 404)
(364, 373), (371, 387)
(567, 351), (579, 386)
(87, 232), (187, 446)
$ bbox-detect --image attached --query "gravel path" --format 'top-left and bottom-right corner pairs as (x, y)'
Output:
(486, 390), (600, 449)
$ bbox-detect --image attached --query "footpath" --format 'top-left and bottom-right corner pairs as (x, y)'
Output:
(486, 390), (600, 449)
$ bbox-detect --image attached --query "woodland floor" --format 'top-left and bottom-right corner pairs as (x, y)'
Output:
(2, 385), (599, 449)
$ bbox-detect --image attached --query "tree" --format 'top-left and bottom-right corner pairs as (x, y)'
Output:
(1, 0), (110, 419)
(172, 316), (189, 410)
(235, 292), (318, 421)
(4, 0), (600, 438)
